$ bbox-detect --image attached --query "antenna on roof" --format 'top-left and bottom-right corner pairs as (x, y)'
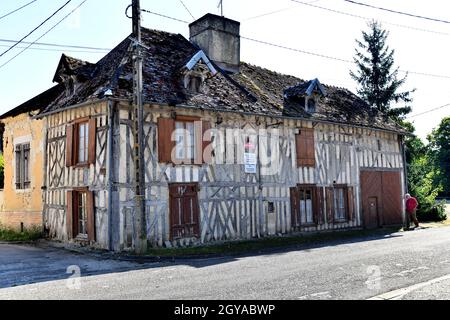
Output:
(217, 0), (223, 16)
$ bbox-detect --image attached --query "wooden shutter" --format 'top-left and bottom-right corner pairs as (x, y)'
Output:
(296, 128), (315, 167)
(290, 187), (300, 228)
(15, 144), (22, 188)
(202, 121), (212, 164)
(66, 191), (74, 240)
(314, 186), (325, 225)
(66, 124), (74, 167)
(87, 191), (96, 242)
(326, 187), (334, 224)
(88, 118), (97, 165)
(23, 143), (30, 187)
(347, 186), (354, 221)
(158, 117), (175, 163)
(194, 121), (203, 165)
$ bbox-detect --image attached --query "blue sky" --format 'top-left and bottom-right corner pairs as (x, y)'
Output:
(1, 0), (449, 140)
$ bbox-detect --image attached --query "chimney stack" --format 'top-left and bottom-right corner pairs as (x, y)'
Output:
(189, 13), (240, 74)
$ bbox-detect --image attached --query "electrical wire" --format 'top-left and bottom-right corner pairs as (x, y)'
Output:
(0, 0), (88, 70)
(0, 0), (72, 58)
(178, 0), (195, 20)
(289, 0), (450, 37)
(407, 103), (450, 119)
(0, 39), (110, 51)
(141, 9), (450, 80)
(342, 0), (450, 25)
(0, 0), (39, 21)
(0, 44), (106, 54)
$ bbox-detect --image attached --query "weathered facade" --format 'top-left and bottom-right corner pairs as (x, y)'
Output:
(3, 13), (408, 251)
(0, 85), (62, 230)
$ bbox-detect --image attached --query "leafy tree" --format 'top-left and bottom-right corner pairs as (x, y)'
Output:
(403, 121), (446, 221)
(428, 117), (450, 197)
(350, 21), (415, 119)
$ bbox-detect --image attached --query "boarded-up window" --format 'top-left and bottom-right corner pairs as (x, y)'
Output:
(169, 183), (200, 240)
(295, 128), (315, 167)
(67, 189), (95, 241)
(66, 118), (96, 167)
(15, 143), (30, 190)
(158, 116), (211, 165)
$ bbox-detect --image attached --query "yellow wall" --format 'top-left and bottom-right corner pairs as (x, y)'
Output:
(0, 113), (43, 229)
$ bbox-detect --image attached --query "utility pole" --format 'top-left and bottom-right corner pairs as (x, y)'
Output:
(132, 0), (147, 254)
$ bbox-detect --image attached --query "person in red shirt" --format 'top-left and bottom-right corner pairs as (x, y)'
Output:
(405, 194), (419, 229)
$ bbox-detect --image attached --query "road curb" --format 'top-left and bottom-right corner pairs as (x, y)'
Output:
(368, 274), (450, 300)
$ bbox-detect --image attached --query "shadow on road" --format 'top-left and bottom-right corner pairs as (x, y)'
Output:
(0, 227), (406, 289)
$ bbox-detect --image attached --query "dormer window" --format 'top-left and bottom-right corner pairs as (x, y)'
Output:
(307, 98), (316, 113)
(183, 50), (217, 94)
(186, 75), (203, 93)
(284, 78), (326, 114)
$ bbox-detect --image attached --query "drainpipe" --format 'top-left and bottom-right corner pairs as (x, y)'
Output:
(107, 98), (115, 251)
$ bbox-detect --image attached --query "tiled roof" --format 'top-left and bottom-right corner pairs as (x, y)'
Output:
(31, 28), (406, 133)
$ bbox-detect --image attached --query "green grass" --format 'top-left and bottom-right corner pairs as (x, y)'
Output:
(145, 227), (402, 257)
(0, 226), (43, 242)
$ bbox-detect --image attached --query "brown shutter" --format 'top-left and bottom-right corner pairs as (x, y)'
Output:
(66, 124), (74, 167)
(66, 191), (74, 240)
(326, 187), (334, 224)
(290, 187), (300, 228)
(158, 117), (175, 163)
(202, 120), (212, 164)
(347, 186), (354, 221)
(314, 186), (324, 225)
(87, 191), (96, 242)
(88, 118), (96, 165)
(194, 121), (203, 165)
(296, 128), (315, 167)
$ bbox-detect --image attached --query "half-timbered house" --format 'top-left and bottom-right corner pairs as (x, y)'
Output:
(3, 13), (409, 251)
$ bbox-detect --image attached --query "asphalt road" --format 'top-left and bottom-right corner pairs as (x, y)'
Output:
(1, 226), (450, 300)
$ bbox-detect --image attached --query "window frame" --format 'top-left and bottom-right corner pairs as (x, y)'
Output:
(332, 184), (349, 222)
(73, 119), (90, 167)
(67, 188), (95, 242)
(66, 117), (96, 168)
(14, 142), (31, 190)
(73, 190), (89, 240)
(174, 119), (197, 164)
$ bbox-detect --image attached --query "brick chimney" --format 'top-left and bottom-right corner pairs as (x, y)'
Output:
(189, 13), (240, 74)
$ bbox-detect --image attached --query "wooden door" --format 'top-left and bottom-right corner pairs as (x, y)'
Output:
(169, 183), (200, 240)
(368, 197), (380, 229)
(381, 171), (403, 225)
(360, 171), (382, 229)
(361, 170), (403, 228)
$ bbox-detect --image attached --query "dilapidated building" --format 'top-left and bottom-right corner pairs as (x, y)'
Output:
(2, 14), (408, 251)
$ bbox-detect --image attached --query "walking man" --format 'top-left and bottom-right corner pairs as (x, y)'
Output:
(405, 193), (420, 229)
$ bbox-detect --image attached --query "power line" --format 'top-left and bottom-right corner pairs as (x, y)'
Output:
(0, 0), (88, 70)
(0, 0), (72, 58)
(243, 0), (320, 22)
(0, 44), (106, 54)
(0, 39), (110, 51)
(289, 0), (450, 37)
(178, 0), (195, 20)
(241, 36), (352, 63)
(342, 0), (450, 25)
(0, 0), (39, 21)
(141, 9), (450, 80)
(407, 103), (450, 119)
(141, 9), (189, 24)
